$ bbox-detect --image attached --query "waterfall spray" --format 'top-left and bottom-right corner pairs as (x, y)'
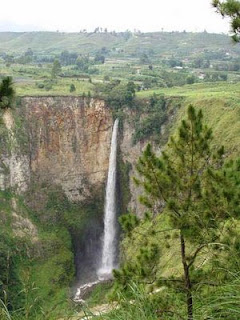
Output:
(98, 119), (119, 280)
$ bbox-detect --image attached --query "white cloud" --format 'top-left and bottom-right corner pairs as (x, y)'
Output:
(0, 0), (230, 33)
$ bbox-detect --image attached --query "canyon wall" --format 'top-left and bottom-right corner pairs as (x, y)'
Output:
(0, 96), (172, 217)
(1, 97), (113, 203)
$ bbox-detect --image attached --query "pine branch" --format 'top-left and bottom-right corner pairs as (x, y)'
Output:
(187, 244), (207, 269)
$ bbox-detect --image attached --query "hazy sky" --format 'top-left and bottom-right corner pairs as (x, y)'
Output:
(0, 0), (230, 33)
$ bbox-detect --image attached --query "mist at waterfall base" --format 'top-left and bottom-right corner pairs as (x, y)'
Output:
(74, 119), (119, 300)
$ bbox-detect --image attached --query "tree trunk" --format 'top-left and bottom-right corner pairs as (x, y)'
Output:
(180, 233), (193, 320)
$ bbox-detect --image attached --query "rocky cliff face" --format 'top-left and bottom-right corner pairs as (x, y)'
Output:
(120, 113), (162, 217)
(24, 96), (113, 202)
(0, 96), (173, 217)
(1, 97), (113, 203)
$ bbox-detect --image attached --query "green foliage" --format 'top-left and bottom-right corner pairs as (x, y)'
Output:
(0, 191), (32, 312)
(213, 0), (240, 41)
(94, 53), (105, 64)
(113, 242), (160, 291)
(1, 30), (240, 97)
(0, 77), (15, 109)
(85, 282), (114, 307)
(36, 185), (103, 234)
(117, 155), (132, 215)
(119, 214), (140, 234)
(195, 272), (240, 319)
(135, 105), (238, 235)
(94, 80), (136, 109)
(69, 83), (76, 92)
(51, 59), (62, 78)
(186, 75), (195, 84)
(116, 106), (240, 319)
(107, 81), (135, 109)
(99, 283), (160, 320)
(0, 179), (104, 319)
(133, 94), (167, 144)
(76, 55), (90, 72)
(60, 50), (78, 66)
(139, 53), (151, 64)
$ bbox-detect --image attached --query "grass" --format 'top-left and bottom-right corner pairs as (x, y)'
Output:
(15, 78), (94, 96)
(0, 63), (94, 96)
(137, 81), (240, 99)
(136, 81), (240, 158)
(0, 32), (125, 54)
(85, 282), (114, 307)
(120, 214), (183, 282)
(93, 283), (160, 320)
(194, 273), (240, 320)
(0, 299), (12, 320)
(81, 275), (240, 320)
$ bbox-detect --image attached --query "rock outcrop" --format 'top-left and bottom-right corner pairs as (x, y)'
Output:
(120, 112), (162, 217)
(0, 96), (172, 216)
(4, 97), (113, 202)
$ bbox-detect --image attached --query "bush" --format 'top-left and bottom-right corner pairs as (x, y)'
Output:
(133, 95), (167, 144)
(69, 84), (76, 92)
(36, 83), (45, 89)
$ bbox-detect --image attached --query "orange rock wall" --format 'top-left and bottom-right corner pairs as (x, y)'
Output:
(22, 96), (113, 202)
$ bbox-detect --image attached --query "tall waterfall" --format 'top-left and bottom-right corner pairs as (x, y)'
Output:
(74, 119), (119, 301)
(98, 119), (119, 280)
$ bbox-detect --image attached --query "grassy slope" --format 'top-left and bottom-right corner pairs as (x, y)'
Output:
(0, 32), (125, 54)
(0, 31), (239, 55)
(138, 82), (240, 157)
(120, 81), (240, 295)
(15, 79), (94, 96)
(0, 189), (75, 319)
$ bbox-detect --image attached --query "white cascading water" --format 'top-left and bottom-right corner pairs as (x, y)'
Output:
(98, 119), (119, 280)
(74, 119), (119, 302)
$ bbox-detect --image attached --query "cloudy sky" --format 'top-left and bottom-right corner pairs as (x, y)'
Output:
(0, 0), (230, 33)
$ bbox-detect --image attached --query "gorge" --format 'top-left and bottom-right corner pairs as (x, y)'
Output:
(0, 89), (239, 319)
(0, 96), (166, 291)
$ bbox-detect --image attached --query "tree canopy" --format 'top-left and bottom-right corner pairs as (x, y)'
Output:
(213, 0), (240, 41)
(115, 105), (240, 320)
(0, 77), (15, 109)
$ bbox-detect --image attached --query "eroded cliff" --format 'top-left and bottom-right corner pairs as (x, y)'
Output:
(24, 96), (113, 202)
(0, 96), (175, 218)
(0, 97), (113, 202)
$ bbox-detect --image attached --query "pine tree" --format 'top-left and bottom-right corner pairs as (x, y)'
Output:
(212, 0), (240, 41)
(132, 105), (239, 320)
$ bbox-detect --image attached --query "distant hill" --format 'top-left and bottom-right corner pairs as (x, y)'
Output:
(0, 31), (239, 57)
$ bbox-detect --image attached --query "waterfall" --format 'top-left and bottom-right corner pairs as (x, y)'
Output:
(74, 119), (119, 302)
(98, 119), (119, 280)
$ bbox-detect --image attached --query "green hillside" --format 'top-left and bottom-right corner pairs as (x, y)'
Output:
(2, 31), (240, 97)
(137, 82), (240, 157)
(0, 31), (239, 56)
